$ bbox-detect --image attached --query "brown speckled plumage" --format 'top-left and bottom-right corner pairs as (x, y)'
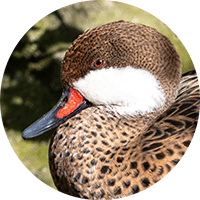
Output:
(50, 71), (199, 199)
(28, 21), (200, 199)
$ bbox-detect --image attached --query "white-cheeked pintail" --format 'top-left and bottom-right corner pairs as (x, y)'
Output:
(23, 21), (200, 199)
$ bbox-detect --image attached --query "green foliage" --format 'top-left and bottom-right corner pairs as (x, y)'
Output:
(1, 0), (194, 189)
(6, 129), (56, 188)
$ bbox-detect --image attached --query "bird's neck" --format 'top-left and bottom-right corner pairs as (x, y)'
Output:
(98, 106), (161, 140)
(63, 106), (162, 149)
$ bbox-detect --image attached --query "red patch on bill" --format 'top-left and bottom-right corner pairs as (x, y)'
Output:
(56, 87), (83, 118)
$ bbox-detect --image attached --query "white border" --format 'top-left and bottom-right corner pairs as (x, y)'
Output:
(0, 0), (199, 200)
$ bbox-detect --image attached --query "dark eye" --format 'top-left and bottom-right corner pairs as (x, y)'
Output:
(93, 59), (105, 68)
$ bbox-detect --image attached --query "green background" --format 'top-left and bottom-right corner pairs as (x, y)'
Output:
(0, 0), (194, 189)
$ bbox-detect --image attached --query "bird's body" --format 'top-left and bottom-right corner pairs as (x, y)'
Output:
(49, 71), (199, 199)
(22, 21), (199, 199)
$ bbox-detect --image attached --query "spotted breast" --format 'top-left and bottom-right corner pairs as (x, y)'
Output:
(22, 21), (200, 199)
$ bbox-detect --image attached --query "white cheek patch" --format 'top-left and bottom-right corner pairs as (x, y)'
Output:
(73, 66), (166, 117)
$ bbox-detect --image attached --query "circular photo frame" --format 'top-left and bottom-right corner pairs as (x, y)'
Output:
(1, 0), (199, 200)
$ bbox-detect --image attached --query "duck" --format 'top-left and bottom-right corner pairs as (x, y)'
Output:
(22, 21), (200, 199)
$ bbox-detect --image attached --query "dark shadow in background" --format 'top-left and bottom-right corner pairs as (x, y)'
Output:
(1, 10), (83, 142)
